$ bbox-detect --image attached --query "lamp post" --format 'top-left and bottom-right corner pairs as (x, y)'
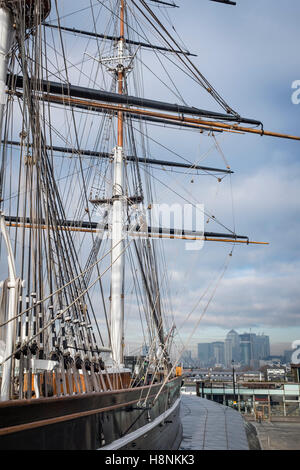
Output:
(232, 359), (236, 404)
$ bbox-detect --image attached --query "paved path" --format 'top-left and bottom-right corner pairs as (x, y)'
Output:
(251, 421), (300, 450)
(179, 394), (249, 450)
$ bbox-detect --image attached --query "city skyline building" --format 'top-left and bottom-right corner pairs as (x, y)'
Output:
(225, 329), (240, 367)
(197, 330), (271, 368)
(224, 337), (232, 368)
(197, 343), (212, 366)
(255, 334), (270, 360)
(211, 342), (225, 366)
(239, 333), (252, 366)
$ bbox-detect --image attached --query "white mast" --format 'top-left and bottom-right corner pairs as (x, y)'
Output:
(0, 213), (19, 401)
(110, 0), (126, 367)
(0, 3), (16, 402)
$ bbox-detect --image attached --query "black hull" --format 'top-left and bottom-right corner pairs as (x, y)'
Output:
(0, 377), (182, 450)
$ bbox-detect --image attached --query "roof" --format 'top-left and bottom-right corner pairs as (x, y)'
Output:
(180, 394), (249, 450)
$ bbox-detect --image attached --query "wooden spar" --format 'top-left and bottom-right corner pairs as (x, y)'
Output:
(9, 90), (300, 141)
(9, 90), (245, 135)
(9, 91), (245, 135)
(4, 221), (268, 245)
(5, 222), (99, 233)
(56, 94), (300, 140)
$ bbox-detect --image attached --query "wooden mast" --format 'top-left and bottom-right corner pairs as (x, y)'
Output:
(117, 0), (124, 148)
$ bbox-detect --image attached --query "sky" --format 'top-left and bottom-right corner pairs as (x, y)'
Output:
(118, 0), (300, 357)
(159, 0), (300, 356)
(1, 0), (300, 359)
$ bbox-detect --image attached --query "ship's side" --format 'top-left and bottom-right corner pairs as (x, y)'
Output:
(0, 376), (182, 450)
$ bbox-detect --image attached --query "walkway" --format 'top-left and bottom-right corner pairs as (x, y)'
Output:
(179, 394), (249, 450)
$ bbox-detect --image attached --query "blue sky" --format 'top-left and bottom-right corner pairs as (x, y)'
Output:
(160, 0), (300, 355)
(116, 0), (300, 356)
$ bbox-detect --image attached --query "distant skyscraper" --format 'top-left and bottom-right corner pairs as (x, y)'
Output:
(239, 332), (270, 365)
(225, 330), (240, 367)
(255, 334), (270, 359)
(211, 342), (225, 366)
(284, 350), (293, 364)
(239, 333), (252, 365)
(197, 343), (212, 366)
(224, 338), (232, 368)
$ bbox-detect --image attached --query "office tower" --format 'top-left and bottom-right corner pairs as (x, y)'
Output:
(197, 343), (212, 366)
(284, 350), (293, 364)
(224, 338), (233, 368)
(211, 342), (225, 366)
(255, 334), (270, 360)
(225, 330), (240, 367)
(239, 333), (252, 365)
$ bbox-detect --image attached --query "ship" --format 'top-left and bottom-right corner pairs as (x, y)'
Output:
(0, 0), (299, 451)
